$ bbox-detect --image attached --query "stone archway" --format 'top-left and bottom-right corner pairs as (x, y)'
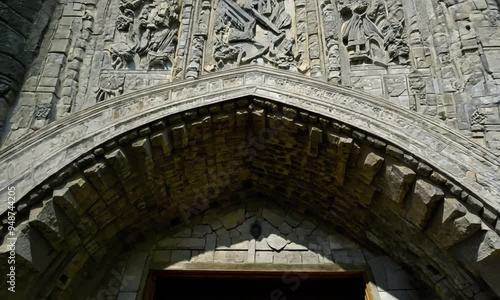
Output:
(0, 67), (499, 300)
(84, 200), (438, 300)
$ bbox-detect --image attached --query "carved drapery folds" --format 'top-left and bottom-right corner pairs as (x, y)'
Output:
(107, 0), (181, 71)
(96, 73), (125, 102)
(208, 0), (300, 72)
(321, 0), (342, 83)
(95, 0), (414, 101)
(100, 0), (413, 86)
(338, 0), (409, 66)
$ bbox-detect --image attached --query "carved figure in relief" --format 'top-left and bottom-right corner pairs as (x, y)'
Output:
(96, 74), (125, 102)
(186, 36), (204, 79)
(120, 0), (145, 11)
(106, 41), (136, 69)
(340, 0), (385, 65)
(210, 0), (299, 72)
(470, 109), (487, 127)
(107, 0), (180, 71)
(338, 0), (409, 66)
(320, 0), (341, 82)
(384, 20), (409, 64)
(116, 9), (135, 32)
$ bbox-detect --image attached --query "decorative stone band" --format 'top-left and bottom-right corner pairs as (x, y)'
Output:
(0, 66), (498, 217)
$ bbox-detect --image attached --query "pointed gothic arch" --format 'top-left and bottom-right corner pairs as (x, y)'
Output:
(0, 67), (499, 299)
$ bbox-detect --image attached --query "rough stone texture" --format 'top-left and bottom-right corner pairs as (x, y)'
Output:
(0, 0), (60, 138)
(0, 94), (498, 299)
(406, 179), (445, 229)
(1, 0), (500, 156)
(0, 0), (499, 297)
(426, 197), (482, 249)
(84, 201), (436, 300)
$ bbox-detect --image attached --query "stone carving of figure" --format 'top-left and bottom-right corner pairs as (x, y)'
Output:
(214, 41), (244, 67)
(108, 0), (180, 70)
(120, 0), (145, 11)
(186, 36), (204, 78)
(116, 9), (135, 32)
(96, 74), (125, 102)
(254, 0), (291, 30)
(210, 0), (298, 71)
(106, 41), (136, 69)
(383, 19), (409, 64)
(145, 27), (178, 70)
(340, 0), (386, 65)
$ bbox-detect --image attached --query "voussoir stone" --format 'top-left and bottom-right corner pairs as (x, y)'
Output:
(427, 197), (482, 248)
(406, 178), (445, 229)
(357, 150), (384, 184)
(375, 159), (416, 204)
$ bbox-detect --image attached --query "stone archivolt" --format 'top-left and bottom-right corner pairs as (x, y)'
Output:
(0, 68), (499, 299)
(3, 0), (500, 154)
(0, 0), (499, 298)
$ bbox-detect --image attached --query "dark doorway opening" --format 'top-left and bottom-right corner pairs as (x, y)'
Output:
(144, 270), (371, 300)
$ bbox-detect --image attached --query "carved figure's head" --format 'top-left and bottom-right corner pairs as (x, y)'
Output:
(351, 0), (369, 14)
(116, 14), (134, 31)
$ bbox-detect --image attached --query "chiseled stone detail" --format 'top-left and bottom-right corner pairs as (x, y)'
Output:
(1, 93), (499, 299)
(0, 68), (498, 219)
(82, 201), (439, 300)
(374, 158), (416, 204)
(406, 178), (445, 229)
(1, 0), (499, 156)
(0, 1), (498, 299)
(426, 197), (482, 249)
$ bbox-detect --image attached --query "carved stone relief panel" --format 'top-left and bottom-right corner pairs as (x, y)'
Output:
(96, 73), (126, 102)
(105, 0), (181, 71)
(337, 0), (409, 67)
(206, 0), (302, 73)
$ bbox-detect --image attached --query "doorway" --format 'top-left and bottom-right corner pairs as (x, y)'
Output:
(144, 270), (372, 300)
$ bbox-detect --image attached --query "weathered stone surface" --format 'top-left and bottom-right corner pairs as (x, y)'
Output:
(14, 223), (56, 273)
(2, 0), (42, 21)
(357, 150), (384, 184)
(427, 197), (482, 248)
(266, 233), (288, 251)
(0, 56), (498, 300)
(262, 207), (284, 228)
(220, 208), (245, 230)
(0, 2), (32, 36)
(406, 179), (445, 229)
(375, 159), (416, 204)
(192, 225), (212, 237)
(0, 52), (25, 84)
(29, 199), (72, 247)
(328, 234), (360, 250)
(0, 23), (26, 62)
(327, 132), (353, 185)
(453, 230), (500, 297)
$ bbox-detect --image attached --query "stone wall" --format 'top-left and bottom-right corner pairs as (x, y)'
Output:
(1, 93), (499, 299)
(83, 201), (436, 300)
(0, 0), (62, 141)
(1, 0), (500, 154)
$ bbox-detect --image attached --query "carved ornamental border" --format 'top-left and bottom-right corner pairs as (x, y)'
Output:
(0, 66), (499, 215)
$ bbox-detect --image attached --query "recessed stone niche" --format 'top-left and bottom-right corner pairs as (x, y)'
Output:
(85, 200), (437, 300)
